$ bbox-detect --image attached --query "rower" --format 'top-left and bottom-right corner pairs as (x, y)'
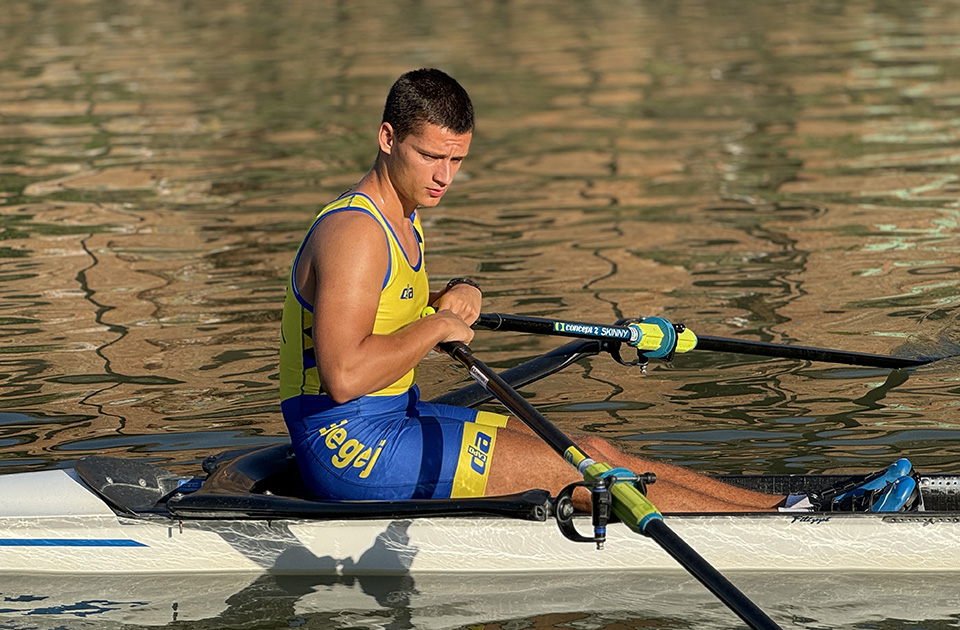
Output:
(277, 68), (921, 515)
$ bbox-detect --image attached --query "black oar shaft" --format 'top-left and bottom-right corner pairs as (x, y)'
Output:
(432, 339), (602, 408)
(476, 312), (635, 344)
(696, 335), (931, 369)
(440, 341), (782, 630)
(441, 342), (576, 457)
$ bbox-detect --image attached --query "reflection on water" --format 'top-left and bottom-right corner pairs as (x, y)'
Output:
(3, 0), (960, 627)
(2, 570), (960, 630)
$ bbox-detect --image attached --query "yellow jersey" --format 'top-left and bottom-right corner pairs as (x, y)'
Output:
(279, 193), (429, 402)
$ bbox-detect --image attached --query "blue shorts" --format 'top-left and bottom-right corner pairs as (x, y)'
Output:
(281, 386), (509, 500)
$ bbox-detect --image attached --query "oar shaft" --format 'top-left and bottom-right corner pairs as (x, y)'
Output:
(431, 339), (603, 408)
(476, 312), (636, 344)
(440, 341), (783, 630)
(440, 342), (576, 457)
(696, 335), (931, 369)
(475, 312), (697, 357)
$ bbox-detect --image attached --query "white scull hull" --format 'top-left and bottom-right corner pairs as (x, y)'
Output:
(1, 468), (958, 576)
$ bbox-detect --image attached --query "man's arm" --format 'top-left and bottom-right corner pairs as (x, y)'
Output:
(301, 212), (473, 404)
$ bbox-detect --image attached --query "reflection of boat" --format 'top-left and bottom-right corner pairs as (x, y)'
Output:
(2, 340), (960, 579)
(2, 571), (960, 629)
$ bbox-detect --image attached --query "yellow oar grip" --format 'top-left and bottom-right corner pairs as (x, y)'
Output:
(629, 322), (665, 351)
(626, 318), (697, 357)
(421, 306), (437, 318)
(676, 328), (698, 354)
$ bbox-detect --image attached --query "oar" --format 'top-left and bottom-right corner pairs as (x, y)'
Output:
(440, 340), (783, 630)
(476, 312), (937, 369)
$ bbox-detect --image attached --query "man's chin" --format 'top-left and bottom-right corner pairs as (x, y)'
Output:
(419, 196), (444, 208)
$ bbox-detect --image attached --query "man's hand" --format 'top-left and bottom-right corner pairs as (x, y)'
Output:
(434, 283), (482, 325)
(431, 308), (475, 345)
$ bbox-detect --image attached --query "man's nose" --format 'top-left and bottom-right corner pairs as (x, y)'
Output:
(434, 161), (453, 186)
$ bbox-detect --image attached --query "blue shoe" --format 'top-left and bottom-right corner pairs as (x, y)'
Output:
(812, 458), (921, 511)
(871, 475), (919, 512)
(831, 458), (912, 504)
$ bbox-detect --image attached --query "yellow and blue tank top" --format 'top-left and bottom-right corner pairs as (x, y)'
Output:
(279, 193), (429, 403)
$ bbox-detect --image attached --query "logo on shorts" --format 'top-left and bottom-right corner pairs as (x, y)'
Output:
(467, 431), (492, 475)
(317, 419), (385, 479)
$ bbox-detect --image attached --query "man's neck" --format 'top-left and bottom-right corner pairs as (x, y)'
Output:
(357, 163), (415, 221)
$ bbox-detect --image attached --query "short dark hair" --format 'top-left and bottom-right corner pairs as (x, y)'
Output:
(382, 68), (474, 142)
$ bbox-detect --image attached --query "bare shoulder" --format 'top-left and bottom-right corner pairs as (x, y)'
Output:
(292, 208), (390, 308)
(305, 209), (386, 260)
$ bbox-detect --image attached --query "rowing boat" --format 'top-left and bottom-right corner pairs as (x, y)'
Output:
(3, 442), (960, 576)
(2, 339), (958, 577)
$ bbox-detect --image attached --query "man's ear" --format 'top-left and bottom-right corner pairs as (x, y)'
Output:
(378, 122), (395, 155)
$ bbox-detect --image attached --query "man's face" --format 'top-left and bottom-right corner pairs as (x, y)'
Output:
(382, 122), (472, 210)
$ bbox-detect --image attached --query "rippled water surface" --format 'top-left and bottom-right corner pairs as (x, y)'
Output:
(3, 1), (960, 628)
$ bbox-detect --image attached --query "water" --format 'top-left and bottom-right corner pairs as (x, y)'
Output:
(2, 0), (960, 627)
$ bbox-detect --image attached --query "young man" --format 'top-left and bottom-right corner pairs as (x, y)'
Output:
(279, 68), (918, 513)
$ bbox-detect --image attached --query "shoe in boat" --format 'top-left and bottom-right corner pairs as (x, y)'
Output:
(871, 474), (920, 512)
(811, 458), (923, 512)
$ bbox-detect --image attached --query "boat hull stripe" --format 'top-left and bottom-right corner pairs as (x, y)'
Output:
(0, 538), (147, 547)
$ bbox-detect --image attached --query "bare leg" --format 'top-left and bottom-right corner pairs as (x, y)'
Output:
(485, 418), (784, 513)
